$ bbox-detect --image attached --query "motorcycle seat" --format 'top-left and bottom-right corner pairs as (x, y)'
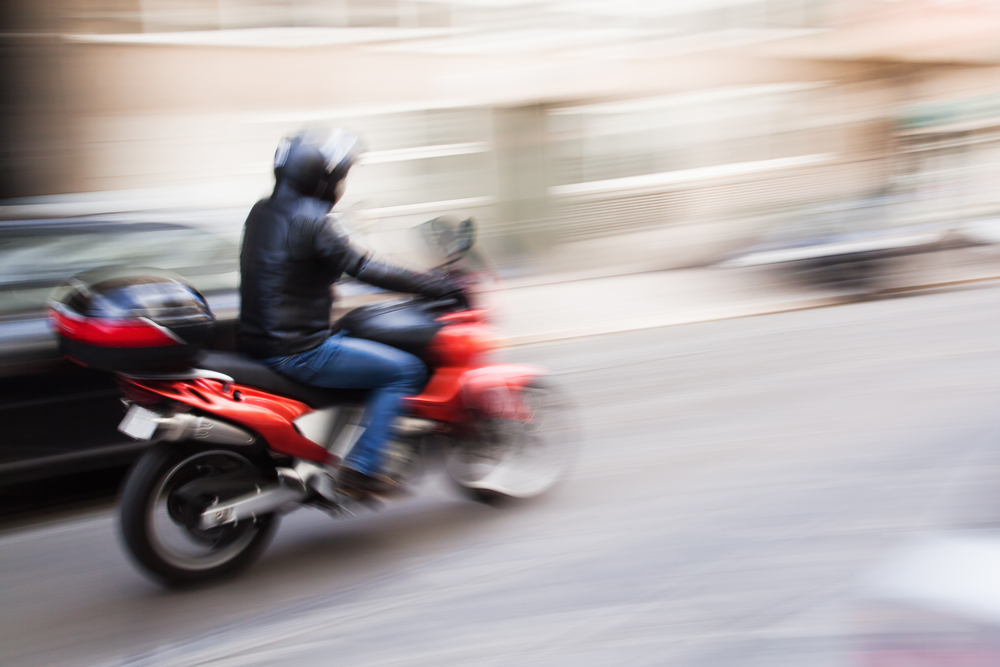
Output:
(194, 351), (371, 409)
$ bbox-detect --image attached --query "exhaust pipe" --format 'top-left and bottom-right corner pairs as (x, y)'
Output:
(198, 482), (306, 529)
(155, 412), (256, 446)
(197, 467), (308, 529)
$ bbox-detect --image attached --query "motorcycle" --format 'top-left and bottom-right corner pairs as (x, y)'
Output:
(48, 217), (577, 586)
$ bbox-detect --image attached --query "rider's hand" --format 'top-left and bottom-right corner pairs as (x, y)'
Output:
(423, 273), (466, 303)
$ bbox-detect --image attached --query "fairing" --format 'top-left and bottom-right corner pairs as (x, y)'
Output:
(117, 305), (542, 465)
(404, 363), (545, 423)
(121, 376), (337, 465)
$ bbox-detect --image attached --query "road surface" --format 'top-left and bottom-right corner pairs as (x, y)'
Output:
(5, 283), (1000, 666)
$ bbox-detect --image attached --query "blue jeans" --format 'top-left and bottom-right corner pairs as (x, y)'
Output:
(266, 332), (428, 476)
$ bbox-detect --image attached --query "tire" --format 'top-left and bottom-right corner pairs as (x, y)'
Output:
(448, 378), (579, 504)
(120, 443), (279, 587)
(464, 487), (515, 507)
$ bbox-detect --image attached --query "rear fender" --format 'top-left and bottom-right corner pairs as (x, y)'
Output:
(119, 376), (336, 465)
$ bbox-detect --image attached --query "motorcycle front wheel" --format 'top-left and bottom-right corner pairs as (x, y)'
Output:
(119, 443), (279, 587)
(447, 378), (578, 504)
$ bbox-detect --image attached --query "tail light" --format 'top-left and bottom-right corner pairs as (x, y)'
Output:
(49, 306), (180, 348)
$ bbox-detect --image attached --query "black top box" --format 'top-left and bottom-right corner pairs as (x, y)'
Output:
(48, 267), (215, 374)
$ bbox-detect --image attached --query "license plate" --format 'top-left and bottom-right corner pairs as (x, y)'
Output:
(118, 405), (160, 440)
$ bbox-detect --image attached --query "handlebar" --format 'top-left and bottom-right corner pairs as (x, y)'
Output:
(423, 292), (469, 311)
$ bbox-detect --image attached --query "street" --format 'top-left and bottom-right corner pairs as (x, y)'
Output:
(6, 282), (1000, 666)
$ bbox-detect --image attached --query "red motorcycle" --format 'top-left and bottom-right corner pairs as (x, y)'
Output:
(48, 219), (576, 586)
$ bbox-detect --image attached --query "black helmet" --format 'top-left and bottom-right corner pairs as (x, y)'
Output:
(273, 128), (361, 203)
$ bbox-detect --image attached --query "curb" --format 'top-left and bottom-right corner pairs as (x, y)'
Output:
(503, 272), (1000, 347)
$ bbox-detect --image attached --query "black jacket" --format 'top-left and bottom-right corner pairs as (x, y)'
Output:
(238, 183), (449, 359)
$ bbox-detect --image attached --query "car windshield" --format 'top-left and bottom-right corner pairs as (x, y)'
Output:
(0, 221), (238, 319)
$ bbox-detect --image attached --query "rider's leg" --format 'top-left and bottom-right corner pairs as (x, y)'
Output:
(266, 333), (428, 477)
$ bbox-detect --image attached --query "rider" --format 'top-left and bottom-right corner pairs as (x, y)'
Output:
(238, 128), (460, 498)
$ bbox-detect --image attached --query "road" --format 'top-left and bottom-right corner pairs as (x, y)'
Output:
(6, 282), (1000, 666)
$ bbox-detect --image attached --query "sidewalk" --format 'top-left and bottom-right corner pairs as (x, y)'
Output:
(493, 244), (1000, 346)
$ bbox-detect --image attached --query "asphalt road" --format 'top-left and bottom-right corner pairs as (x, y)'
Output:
(6, 283), (1000, 666)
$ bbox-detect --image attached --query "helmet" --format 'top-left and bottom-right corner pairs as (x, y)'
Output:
(273, 128), (361, 203)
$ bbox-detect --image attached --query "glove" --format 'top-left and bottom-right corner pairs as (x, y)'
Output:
(346, 248), (463, 300)
(422, 273), (465, 300)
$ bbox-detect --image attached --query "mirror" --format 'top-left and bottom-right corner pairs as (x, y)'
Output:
(420, 216), (477, 264)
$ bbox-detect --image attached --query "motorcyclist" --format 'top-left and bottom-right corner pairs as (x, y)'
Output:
(238, 128), (460, 498)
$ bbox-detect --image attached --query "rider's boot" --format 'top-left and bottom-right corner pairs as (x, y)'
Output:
(292, 460), (339, 500)
(337, 429), (420, 500)
(336, 466), (403, 500)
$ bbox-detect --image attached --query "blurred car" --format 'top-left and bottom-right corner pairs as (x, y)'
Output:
(0, 217), (240, 487)
(0, 217), (240, 370)
(721, 194), (949, 289)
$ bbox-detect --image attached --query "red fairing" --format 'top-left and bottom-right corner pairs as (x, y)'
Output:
(435, 309), (490, 325)
(402, 314), (541, 422)
(115, 307), (542, 461)
(48, 308), (178, 348)
(460, 364), (545, 420)
(119, 377), (337, 465)
(426, 320), (500, 368)
(117, 378), (171, 406)
(405, 363), (545, 422)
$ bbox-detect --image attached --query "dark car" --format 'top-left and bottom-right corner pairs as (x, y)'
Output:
(0, 217), (240, 491)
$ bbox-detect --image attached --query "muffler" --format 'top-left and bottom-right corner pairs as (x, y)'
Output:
(197, 482), (306, 529)
(173, 467), (308, 530)
(155, 412), (256, 446)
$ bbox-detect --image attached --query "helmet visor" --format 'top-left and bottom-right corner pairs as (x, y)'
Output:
(319, 129), (360, 174)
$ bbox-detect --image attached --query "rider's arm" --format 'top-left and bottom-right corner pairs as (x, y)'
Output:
(313, 217), (455, 297)
(342, 246), (455, 297)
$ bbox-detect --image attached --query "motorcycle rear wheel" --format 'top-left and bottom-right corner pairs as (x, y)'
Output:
(120, 443), (279, 587)
(447, 378), (578, 504)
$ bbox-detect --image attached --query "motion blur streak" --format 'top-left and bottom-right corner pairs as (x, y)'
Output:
(4, 0), (1000, 665)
